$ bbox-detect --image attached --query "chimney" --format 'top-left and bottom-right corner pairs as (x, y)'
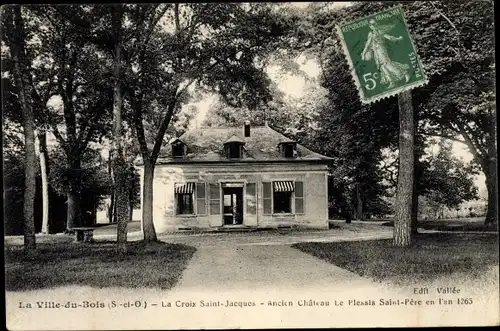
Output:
(244, 120), (251, 137)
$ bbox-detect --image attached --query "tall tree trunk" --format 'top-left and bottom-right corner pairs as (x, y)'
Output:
(411, 172), (418, 235)
(112, 6), (128, 255)
(484, 115), (497, 226)
(484, 160), (497, 225)
(36, 130), (50, 234)
(394, 91), (414, 247)
(108, 193), (115, 223)
(107, 149), (115, 223)
(411, 106), (421, 235)
(356, 182), (364, 220)
(8, 5), (36, 254)
(128, 166), (135, 223)
(66, 155), (82, 231)
(142, 161), (157, 241)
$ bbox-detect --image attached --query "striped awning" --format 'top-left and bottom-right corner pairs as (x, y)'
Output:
(174, 183), (194, 194)
(273, 181), (294, 192)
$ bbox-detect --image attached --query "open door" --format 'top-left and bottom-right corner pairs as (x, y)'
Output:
(222, 185), (244, 225)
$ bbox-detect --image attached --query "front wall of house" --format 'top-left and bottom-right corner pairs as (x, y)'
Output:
(139, 163), (328, 232)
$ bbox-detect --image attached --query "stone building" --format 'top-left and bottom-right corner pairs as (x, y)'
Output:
(136, 122), (332, 232)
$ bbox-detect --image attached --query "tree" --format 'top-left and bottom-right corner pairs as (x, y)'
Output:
(110, 5), (128, 254)
(291, 1), (495, 231)
(4, 5), (37, 254)
(12, 5), (115, 231)
(117, 3), (298, 241)
(420, 139), (479, 209)
(35, 129), (49, 233)
(403, 1), (495, 225)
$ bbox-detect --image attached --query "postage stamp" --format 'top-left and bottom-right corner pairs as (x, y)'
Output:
(337, 6), (428, 104)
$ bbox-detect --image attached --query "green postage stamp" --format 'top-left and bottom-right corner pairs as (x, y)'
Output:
(337, 6), (427, 104)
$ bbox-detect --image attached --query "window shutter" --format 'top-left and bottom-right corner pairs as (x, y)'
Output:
(209, 183), (220, 215)
(246, 183), (257, 215)
(263, 182), (272, 215)
(295, 181), (304, 214)
(196, 182), (206, 215)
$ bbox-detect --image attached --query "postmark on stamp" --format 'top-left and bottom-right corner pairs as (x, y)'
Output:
(337, 6), (427, 104)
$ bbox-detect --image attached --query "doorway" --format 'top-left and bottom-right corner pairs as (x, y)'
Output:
(222, 186), (244, 225)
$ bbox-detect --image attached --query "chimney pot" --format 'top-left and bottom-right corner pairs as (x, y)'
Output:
(244, 121), (250, 137)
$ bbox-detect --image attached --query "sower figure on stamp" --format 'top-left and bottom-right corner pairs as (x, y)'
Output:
(361, 19), (410, 89)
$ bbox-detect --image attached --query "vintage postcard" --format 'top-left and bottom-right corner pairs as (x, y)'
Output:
(3, 2), (498, 330)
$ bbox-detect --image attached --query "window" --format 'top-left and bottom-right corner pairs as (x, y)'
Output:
(263, 181), (304, 215)
(196, 182), (206, 215)
(246, 183), (257, 215)
(209, 183), (221, 215)
(263, 182), (272, 215)
(226, 142), (242, 159)
(273, 191), (292, 213)
(295, 181), (304, 214)
(175, 183), (194, 215)
(176, 194), (193, 214)
(281, 142), (297, 158)
(172, 143), (184, 158)
(273, 181), (294, 213)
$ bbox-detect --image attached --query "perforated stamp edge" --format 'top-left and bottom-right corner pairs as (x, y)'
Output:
(335, 4), (429, 104)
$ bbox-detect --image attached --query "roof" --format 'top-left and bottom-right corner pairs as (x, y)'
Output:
(224, 134), (245, 144)
(148, 125), (333, 164)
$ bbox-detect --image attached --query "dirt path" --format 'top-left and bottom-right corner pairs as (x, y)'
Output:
(170, 244), (378, 293)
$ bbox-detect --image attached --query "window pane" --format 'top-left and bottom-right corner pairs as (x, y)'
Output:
(197, 198), (206, 215)
(172, 145), (184, 157)
(263, 198), (272, 215)
(263, 182), (272, 198)
(209, 183), (219, 199)
(177, 194), (193, 214)
(295, 181), (304, 197)
(196, 183), (206, 199)
(246, 183), (256, 215)
(273, 191), (292, 213)
(295, 198), (304, 214)
(210, 201), (220, 215)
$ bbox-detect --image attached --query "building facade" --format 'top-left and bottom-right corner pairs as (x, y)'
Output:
(136, 123), (332, 232)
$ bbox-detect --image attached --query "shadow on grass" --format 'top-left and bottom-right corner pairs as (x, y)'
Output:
(292, 232), (499, 285)
(5, 240), (196, 292)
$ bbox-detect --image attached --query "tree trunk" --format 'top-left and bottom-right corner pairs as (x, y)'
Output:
(484, 114), (497, 225)
(36, 130), (50, 234)
(112, 6), (128, 255)
(484, 160), (498, 225)
(411, 175), (418, 235)
(9, 6), (36, 254)
(129, 198), (134, 223)
(142, 161), (157, 241)
(114, 156), (129, 254)
(66, 155), (82, 231)
(108, 193), (115, 223)
(355, 182), (363, 221)
(394, 91), (414, 247)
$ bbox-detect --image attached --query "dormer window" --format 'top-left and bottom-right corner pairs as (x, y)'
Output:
(224, 135), (245, 159)
(170, 138), (186, 158)
(227, 143), (242, 158)
(279, 142), (297, 158)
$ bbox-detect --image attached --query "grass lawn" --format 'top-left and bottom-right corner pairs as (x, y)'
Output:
(5, 240), (196, 291)
(381, 217), (498, 232)
(292, 233), (499, 285)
